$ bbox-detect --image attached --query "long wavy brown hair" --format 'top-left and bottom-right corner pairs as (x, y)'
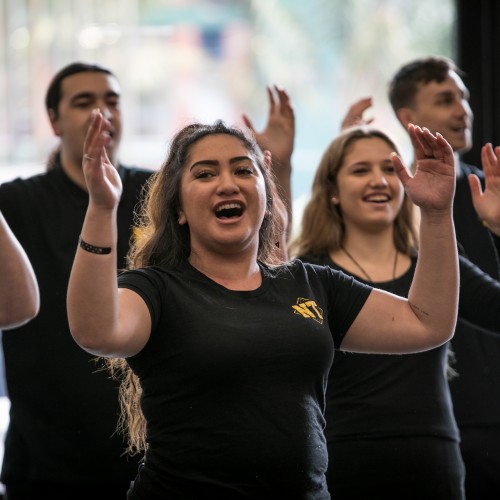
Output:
(108, 121), (283, 455)
(289, 126), (418, 259)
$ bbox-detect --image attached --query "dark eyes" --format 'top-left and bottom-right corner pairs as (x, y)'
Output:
(235, 167), (255, 175)
(73, 99), (120, 109)
(193, 166), (255, 179)
(194, 170), (214, 179)
(352, 166), (395, 175)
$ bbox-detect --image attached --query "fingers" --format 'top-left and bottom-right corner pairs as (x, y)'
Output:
(274, 85), (294, 117)
(241, 113), (255, 133)
(266, 86), (276, 115)
(341, 97), (373, 129)
(409, 124), (454, 166)
(83, 109), (111, 164)
(468, 173), (484, 200)
(390, 152), (410, 186)
(481, 143), (497, 180)
(83, 110), (101, 162)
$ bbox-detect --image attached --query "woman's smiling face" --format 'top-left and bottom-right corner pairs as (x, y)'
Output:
(333, 137), (404, 232)
(178, 133), (268, 257)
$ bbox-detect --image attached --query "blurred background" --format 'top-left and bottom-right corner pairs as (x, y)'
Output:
(0, 0), (457, 229)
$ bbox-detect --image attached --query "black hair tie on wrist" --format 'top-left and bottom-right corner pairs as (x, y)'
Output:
(78, 236), (112, 255)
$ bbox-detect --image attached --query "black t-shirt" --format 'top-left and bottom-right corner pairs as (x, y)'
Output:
(118, 259), (372, 499)
(450, 163), (500, 427)
(300, 254), (459, 443)
(0, 157), (152, 484)
(300, 252), (500, 446)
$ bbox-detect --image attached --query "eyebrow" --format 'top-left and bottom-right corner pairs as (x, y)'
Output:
(346, 159), (393, 169)
(69, 91), (120, 103)
(189, 155), (253, 171)
(434, 89), (469, 100)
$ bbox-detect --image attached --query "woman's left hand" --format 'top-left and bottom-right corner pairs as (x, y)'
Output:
(391, 124), (455, 213)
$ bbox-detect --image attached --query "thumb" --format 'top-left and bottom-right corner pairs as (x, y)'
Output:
(468, 173), (483, 206)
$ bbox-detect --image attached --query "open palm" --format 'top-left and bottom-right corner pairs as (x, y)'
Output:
(392, 125), (455, 212)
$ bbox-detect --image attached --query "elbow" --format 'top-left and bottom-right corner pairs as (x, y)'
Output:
(0, 293), (40, 330)
(69, 324), (115, 358)
(428, 320), (457, 349)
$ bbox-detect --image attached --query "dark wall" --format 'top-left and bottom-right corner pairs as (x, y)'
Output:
(457, 0), (500, 166)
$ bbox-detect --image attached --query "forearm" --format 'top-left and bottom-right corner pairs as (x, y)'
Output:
(67, 205), (119, 353)
(272, 158), (292, 243)
(0, 213), (39, 328)
(408, 209), (459, 342)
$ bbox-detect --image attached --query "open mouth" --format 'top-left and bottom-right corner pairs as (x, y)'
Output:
(215, 202), (244, 219)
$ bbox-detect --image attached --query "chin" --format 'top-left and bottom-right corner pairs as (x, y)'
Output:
(455, 143), (472, 155)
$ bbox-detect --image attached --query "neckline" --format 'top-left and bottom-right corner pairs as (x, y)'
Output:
(328, 253), (414, 286)
(340, 245), (398, 284)
(185, 260), (271, 296)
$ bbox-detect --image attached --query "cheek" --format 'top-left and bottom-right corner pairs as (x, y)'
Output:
(392, 181), (405, 209)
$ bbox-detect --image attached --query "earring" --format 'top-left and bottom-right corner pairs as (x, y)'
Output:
(331, 196), (339, 204)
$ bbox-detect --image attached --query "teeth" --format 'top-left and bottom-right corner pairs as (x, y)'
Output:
(215, 202), (244, 219)
(366, 195), (389, 202)
(217, 203), (242, 211)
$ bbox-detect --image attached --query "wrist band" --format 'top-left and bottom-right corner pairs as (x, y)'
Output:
(78, 236), (112, 255)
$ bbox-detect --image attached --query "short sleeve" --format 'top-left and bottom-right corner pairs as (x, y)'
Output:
(118, 268), (165, 332)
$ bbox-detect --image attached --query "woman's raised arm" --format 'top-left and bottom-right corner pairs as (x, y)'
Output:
(66, 109), (150, 358)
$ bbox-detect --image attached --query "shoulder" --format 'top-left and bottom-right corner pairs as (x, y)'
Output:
(0, 171), (52, 208)
(296, 253), (332, 267)
(0, 170), (51, 190)
(267, 258), (347, 284)
(118, 165), (154, 184)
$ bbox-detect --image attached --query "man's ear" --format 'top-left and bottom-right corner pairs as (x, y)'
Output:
(397, 107), (415, 129)
(48, 109), (61, 136)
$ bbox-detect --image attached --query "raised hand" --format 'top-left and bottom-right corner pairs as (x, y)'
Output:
(340, 97), (374, 130)
(242, 85), (294, 169)
(82, 109), (123, 211)
(468, 143), (500, 235)
(391, 124), (455, 213)
(242, 85), (294, 245)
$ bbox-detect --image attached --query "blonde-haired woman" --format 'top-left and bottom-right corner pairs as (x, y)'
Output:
(292, 125), (500, 500)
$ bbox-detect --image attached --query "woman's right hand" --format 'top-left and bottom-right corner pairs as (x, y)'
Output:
(82, 109), (123, 211)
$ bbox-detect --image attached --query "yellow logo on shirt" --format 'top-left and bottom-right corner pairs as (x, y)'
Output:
(292, 298), (324, 324)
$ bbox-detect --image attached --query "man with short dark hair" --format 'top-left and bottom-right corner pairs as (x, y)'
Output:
(390, 56), (500, 499)
(0, 62), (152, 500)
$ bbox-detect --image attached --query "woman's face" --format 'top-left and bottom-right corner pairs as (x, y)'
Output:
(333, 137), (404, 232)
(178, 133), (267, 257)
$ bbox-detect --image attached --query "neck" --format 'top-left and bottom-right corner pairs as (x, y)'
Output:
(189, 247), (261, 291)
(343, 226), (396, 261)
(59, 149), (119, 191)
(59, 150), (88, 191)
(331, 225), (408, 283)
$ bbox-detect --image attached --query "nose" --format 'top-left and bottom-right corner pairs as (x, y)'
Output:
(369, 169), (389, 187)
(216, 170), (240, 195)
(96, 101), (113, 120)
(455, 98), (472, 120)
